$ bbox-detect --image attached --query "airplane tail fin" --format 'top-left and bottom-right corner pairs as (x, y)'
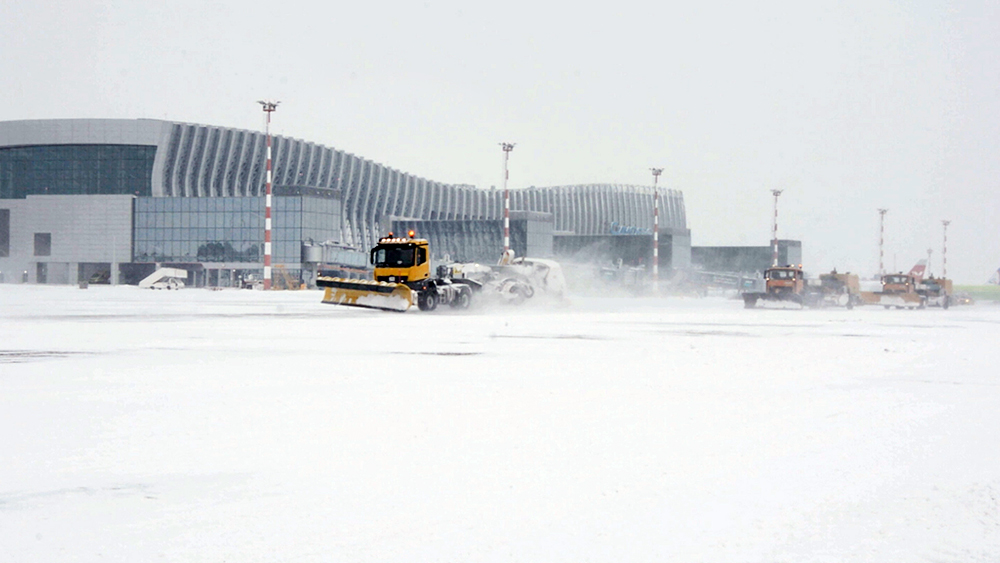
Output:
(908, 260), (927, 281)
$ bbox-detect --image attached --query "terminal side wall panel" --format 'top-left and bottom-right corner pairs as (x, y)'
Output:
(387, 170), (402, 218)
(398, 175), (413, 218)
(370, 164), (387, 244)
(353, 160), (371, 244)
(225, 132), (244, 198)
(355, 161), (373, 248)
(205, 129), (222, 197)
(318, 148), (332, 188)
(244, 134), (261, 197)
(341, 156), (359, 246)
(362, 164), (381, 245)
(190, 127), (208, 197)
(160, 124), (182, 197)
(174, 126), (192, 197)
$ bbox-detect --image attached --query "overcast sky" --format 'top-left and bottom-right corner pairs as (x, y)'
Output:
(2, 0), (998, 283)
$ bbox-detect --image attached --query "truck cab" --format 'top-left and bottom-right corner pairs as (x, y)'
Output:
(371, 233), (430, 284)
(881, 273), (917, 294)
(744, 265), (808, 308)
(765, 266), (804, 296)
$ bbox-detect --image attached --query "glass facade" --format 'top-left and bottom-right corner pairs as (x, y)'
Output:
(133, 195), (340, 265)
(272, 195), (341, 265)
(524, 216), (554, 260)
(0, 145), (156, 199)
(0, 208), (8, 257)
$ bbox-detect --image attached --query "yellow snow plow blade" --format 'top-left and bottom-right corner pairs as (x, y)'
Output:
(317, 277), (413, 312)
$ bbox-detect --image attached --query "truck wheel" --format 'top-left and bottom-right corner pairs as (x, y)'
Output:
(418, 292), (438, 311)
(943, 297), (950, 309)
(506, 284), (527, 305)
(450, 288), (471, 309)
(847, 297), (854, 310)
(743, 297), (757, 309)
(918, 298), (926, 310)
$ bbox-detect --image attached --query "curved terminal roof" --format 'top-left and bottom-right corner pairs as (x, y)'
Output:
(0, 119), (686, 250)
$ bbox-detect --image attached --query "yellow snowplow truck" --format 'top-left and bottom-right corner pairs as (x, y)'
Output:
(316, 233), (479, 312)
(860, 273), (926, 309)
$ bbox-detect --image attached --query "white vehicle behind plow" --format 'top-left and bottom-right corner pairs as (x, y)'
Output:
(446, 253), (567, 306)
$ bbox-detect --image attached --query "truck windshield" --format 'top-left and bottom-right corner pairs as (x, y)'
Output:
(374, 246), (415, 267)
(767, 269), (796, 280)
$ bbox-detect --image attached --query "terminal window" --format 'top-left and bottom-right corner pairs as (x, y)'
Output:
(0, 209), (8, 256)
(0, 144), (156, 199)
(34, 233), (51, 256)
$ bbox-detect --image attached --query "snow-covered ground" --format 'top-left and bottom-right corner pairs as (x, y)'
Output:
(2, 285), (998, 562)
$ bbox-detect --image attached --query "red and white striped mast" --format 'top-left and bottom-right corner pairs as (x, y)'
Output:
(650, 167), (663, 292)
(258, 100), (279, 290)
(500, 142), (515, 257)
(942, 219), (951, 279)
(770, 189), (783, 266)
(878, 208), (888, 277)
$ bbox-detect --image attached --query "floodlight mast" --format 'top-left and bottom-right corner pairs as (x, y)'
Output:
(500, 143), (515, 256)
(878, 208), (888, 277)
(770, 189), (783, 266)
(942, 219), (951, 279)
(257, 100), (279, 290)
(650, 168), (663, 291)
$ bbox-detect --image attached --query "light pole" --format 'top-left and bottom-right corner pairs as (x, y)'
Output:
(770, 189), (783, 266)
(878, 208), (888, 277)
(257, 100), (279, 290)
(942, 219), (951, 279)
(927, 248), (933, 277)
(500, 142), (515, 258)
(650, 168), (663, 291)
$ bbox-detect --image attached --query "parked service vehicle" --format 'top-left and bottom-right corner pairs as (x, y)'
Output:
(916, 276), (953, 308)
(806, 270), (862, 309)
(953, 292), (974, 306)
(239, 274), (264, 290)
(88, 270), (111, 284)
(860, 273), (926, 309)
(495, 256), (567, 303)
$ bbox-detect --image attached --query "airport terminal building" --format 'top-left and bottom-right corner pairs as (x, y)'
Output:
(0, 118), (690, 287)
